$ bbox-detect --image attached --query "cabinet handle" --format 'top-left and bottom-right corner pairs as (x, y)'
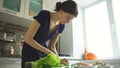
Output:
(5, 9), (17, 14)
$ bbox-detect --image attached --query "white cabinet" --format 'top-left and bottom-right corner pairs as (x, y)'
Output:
(0, 0), (42, 20)
(0, 63), (21, 68)
(0, 0), (25, 18)
(0, 0), (42, 27)
(24, 0), (42, 20)
(0, 58), (21, 68)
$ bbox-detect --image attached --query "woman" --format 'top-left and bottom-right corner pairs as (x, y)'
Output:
(22, 0), (78, 68)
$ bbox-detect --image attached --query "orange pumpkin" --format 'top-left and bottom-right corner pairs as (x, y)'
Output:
(85, 52), (97, 60)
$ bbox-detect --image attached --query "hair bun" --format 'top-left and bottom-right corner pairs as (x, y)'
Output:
(54, 2), (62, 11)
(54, 0), (78, 17)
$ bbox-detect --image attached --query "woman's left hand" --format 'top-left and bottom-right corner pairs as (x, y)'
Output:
(60, 58), (69, 66)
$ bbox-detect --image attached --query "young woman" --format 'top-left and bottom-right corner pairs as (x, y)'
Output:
(22, 0), (78, 68)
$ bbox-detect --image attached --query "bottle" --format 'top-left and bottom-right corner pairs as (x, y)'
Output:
(83, 48), (88, 60)
(3, 33), (7, 40)
(10, 46), (14, 55)
(84, 48), (88, 54)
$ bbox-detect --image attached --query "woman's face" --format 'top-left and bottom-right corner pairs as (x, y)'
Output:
(59, 10), (75, 24)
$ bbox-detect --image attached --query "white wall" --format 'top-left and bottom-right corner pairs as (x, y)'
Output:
(72, 8), (84, 58)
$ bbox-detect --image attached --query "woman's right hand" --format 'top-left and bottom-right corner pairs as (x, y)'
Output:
(60, 58), (69, 66)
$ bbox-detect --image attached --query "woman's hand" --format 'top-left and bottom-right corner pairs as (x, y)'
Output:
(60, 58), (69, 66)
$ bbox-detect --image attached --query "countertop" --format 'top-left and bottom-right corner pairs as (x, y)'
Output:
(0, 57), (120, 68)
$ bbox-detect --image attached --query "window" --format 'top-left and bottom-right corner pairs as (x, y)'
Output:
(84, 1), (113, 59)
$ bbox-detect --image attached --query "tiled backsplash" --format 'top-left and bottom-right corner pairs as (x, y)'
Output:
(0, 22), (28, 58)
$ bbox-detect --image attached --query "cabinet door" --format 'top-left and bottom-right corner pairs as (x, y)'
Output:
(0, 0), (25, 17)
(0, 58), (21, 68)
(24, 0), (42, 20)
(0, 63), (21, 68)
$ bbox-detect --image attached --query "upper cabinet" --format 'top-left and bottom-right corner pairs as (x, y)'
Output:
(0, 0), (42, 27)
(24, 0), (42, 20)
(0, 0), (42, 20)
(0, 0), (25, 17)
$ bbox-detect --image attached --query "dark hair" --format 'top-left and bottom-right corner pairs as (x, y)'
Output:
(54, 0), (78, 17)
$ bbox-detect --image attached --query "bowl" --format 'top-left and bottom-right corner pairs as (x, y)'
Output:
(52, 67), (64, 68)
(97, 65), (113, 68)
(71, 66), (98, 68)
(52, 66), (69, 68)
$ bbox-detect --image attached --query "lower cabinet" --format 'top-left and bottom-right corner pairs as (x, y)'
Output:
(0, 63), (21, 68)
(0, 57), (21, 68)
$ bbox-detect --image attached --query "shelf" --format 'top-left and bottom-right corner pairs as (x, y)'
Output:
(0, 39), (16, 43)
(0, 22), (28, 31)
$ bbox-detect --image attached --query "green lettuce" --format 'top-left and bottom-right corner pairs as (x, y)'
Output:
(31, 53), (63, 68)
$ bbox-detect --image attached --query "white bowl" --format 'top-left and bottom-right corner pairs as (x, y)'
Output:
(71, 66), (98, 68)
(52, 67), (64, 68)
(97, 65), (113, 68)
(52, 66), (69, 68)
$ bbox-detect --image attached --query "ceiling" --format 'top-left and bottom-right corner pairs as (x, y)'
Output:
(74, 0), (104, 8)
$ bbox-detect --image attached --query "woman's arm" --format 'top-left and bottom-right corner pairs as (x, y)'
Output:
(48, 33), (61, 55)
(49, 33), (70, 65)
(24, 20), (52, 55)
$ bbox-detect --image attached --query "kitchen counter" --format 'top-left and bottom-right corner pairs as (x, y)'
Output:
(0, 57), (119, 68)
